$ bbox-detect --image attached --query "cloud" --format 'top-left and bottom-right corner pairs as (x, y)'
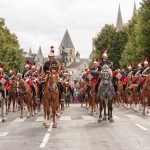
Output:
(0, 0), (142, 58)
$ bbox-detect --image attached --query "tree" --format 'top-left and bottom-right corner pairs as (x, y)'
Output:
(136, 1), (150, 58)
(0, 18), (25, 73)
(94, 24), (128, 69)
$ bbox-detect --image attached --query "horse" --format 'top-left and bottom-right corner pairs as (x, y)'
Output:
(140, 74), (150, 115)
(42, 69), (59, 128)
(63, 82), (71, 107)
(8, 78), (17, 112)
(16, 76), (33, 118)
(88, 81), (99, 116)
(98, 64), (115, 122)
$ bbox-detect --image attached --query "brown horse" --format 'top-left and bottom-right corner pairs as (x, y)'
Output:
(140, 74), (150, 115)
(88, 82), (98, 116)
(8, 79), (17, 112)
(16, 77), (33, 118)
(42, 69), (59, 128)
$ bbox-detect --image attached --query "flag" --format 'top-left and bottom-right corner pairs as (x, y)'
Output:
(38, 64), (43, 74)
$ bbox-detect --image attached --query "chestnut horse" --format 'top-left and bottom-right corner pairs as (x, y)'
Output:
(16, 77), (33, 118)
(140, 74), (150, 115)
(42, 69), (59, 128)
(8, 79), (17, 112)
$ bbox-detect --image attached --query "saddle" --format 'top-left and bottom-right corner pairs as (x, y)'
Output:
(132, 77), (138, 83)
(140, 76), (146, 84)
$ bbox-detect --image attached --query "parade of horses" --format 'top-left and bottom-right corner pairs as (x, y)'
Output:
(0, 46), (150, 126)
(0, 0), (150, 149)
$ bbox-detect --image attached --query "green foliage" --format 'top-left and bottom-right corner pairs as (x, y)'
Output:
(0, 18), (25, 74)
(94, 24), (128, 69)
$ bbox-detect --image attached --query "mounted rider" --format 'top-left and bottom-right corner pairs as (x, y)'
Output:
(0, 64), (5, 76)
(22, 60), (31, 79)
(99, 48), (113, 70)
(8, 66), (15, 80)
(139, 57), (150, 92)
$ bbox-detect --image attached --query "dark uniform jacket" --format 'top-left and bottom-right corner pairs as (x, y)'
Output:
(98, 60), (112, 71)
(43, 61), (51, 73)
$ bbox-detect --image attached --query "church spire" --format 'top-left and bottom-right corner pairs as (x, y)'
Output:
(132, 0), (137, 17)
(28, 47), (32, 54)
(116, 3), (123, 31)
(38, 46), (43, 56)
(59, 29), (75, 49)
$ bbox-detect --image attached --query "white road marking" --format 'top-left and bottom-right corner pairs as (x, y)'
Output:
(125, 114), (141, 119)
(12, 117), (27, 123)
(40, 133), (50, 148)
(0, 132), (9, 137)
(113, 115), (120, 119)
(82, 115), (96, 120)
(48, 122), (53, 132)
(60, 116), (71, 121)
(36, 116), (43, 122)
(135, 124), (148, 131)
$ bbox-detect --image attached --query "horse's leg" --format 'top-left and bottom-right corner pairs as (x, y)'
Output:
(12, 96), (16, 112)
(98, 99), (103, 123)
(103, 99), (107, 120)
(108, 98), (114, 122)
(45, 104), (50, 128)
(20, 98), (23, 118)
(8, 95), (11, 112)
(52, 100), (57, 128)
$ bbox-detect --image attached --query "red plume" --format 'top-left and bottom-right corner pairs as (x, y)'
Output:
(50, 46), (54, 49)
(95, 58), (99, 62)
(26, 60), (30, 64)
(103, 48), (108, 53)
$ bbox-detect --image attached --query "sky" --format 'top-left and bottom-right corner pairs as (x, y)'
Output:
(0, 0), (142, 58)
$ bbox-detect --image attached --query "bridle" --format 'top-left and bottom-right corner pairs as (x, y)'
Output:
(47, 73), (58, 92)
(17, 79), (27, 95)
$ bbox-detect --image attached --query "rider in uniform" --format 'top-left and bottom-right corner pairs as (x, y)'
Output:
(98, 48), (113, 70)
(139, 57), (149, 93)
(22, 60), (31, 79)
(0, 64), (5, 76)
(8, 66), (15, 79)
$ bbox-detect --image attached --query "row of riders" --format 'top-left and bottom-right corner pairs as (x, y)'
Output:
(0, 46), (150, 125)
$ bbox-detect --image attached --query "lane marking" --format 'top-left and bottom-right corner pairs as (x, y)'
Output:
(113, 115), (120, 119)
(135, 124), (148, 131)
(48, 122), (53, 132)
(12, 117), (27, 123)
(82, 115), (96, 120)
(40, 133), (50, 148)
(36, 117), (43, 122)
(125, 114), (141, 119)
(0, 132), (9, 137)
(60, 116), (71, 121)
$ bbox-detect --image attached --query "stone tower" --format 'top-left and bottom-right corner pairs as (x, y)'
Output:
(132, 0), (137, 17)
(116, 4), (123, 31)
(36, 46), (44, 69)
(59, 30), (80, 66)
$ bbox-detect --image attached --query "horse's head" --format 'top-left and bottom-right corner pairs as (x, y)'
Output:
(48, 69), (59, 92)
(16, 78), (27, 94)
(10, 78), (17, 91)
(101, 64), (112, 85)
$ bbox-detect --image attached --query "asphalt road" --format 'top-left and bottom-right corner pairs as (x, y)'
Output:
(0, 104), (150, 150)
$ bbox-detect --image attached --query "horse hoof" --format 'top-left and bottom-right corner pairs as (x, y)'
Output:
(43, 122), (46, 126)
(146, 111), (149, 114)
(27, 116), (30, 118)
(142, 112), (145, 115)
(134, 110), (137, 112)
(90, 113), (93, 116)
(57, 115), (60, 118)
(6, 113), (8, 115)
(20, 116), (23, 118)
(13, 110), (15, 112)
(110, 118), (114, 123)
(98, 118), (102, 123)
(45, 125), (50, 128)
(52, 123), (57, 128)
(103, 117), (107, 121)
(2, 119), (5, 122)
